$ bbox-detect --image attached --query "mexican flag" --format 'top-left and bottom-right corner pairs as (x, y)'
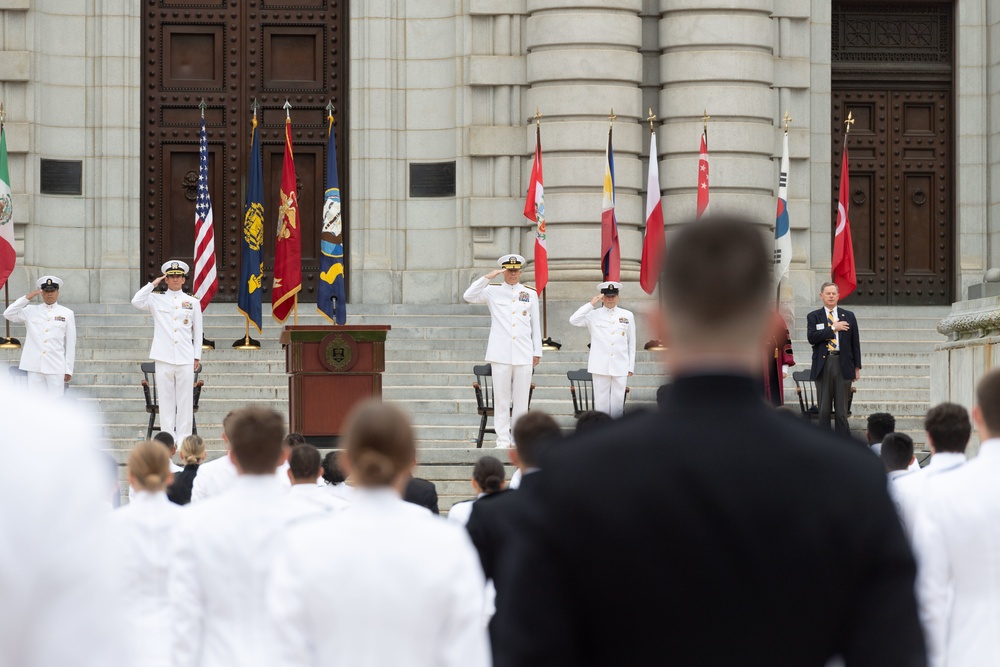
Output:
(0, 125), (15, 289)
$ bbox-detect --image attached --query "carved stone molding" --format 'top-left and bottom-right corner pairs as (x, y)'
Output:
(937, 307), (1000, 341)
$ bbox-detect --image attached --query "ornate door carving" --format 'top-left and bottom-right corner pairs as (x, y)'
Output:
(832, 2), (952, 306)
(142, 0), (348, 303)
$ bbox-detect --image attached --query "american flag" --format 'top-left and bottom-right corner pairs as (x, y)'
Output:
(193, 116), (218, 310)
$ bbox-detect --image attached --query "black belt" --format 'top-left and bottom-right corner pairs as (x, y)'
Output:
(829, 351), (840, 355)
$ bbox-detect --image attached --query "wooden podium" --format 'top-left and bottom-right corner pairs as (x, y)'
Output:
(280, 325), (391, 438)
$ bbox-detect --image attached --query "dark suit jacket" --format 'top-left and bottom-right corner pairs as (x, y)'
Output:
(166, 463), (199, 506)
(403, 477), (439, 515)
(807, 306), (862, 381)
(492, 374), (925, 667)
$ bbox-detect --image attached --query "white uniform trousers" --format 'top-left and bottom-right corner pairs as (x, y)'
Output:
(156, 361), (194, 441)
(593, 374), (627, 418)
(491, 362), (532, 448)
(27, 371), (64, 396)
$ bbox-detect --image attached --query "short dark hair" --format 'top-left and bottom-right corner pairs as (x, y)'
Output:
(866, 413), (896, 444)
(513, 411), (562, 468)
(659, 215), (771, 345)
(574, 410), (612, 435)
(880, 432), (914, 472)
(284, 432), (306, 448)
(288, 443), (322, 481)
(321, 450), (346, 485)
(472, 456), (505, 494)
(976, 368), (1000, 435)
(152, 431), (175, 449)
(924, 402), (971, 454)
(228, 406), (286, 474)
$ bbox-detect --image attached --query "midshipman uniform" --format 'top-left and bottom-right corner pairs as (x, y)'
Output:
(569, 281), (635, 417)
(132, 261), (203, 441)
(3, 275), (76, 395)
(463, 254), (542, 448)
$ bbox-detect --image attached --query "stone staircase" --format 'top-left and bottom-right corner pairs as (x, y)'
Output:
(0, 301), (948, 509)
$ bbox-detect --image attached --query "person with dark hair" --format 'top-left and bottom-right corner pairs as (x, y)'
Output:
(321, 449), (355, 503)
(574, 410), (612, 435)
(152, 431), (183, 471)
(283, 432), (306, 447)
(866, 412), (896, 452)
(275, 432), (309, 488)
(403, 476), (440, 514)
(266, 400), (490, 666)
(493, 215), (924, 667)
(447, 456), (506, 526)
(894, 403), (970, 536)
(881, 432), (916, 479)
(109, 441), (180, 667)
(285, 443), (349, 515)
(807, 281), (862, 436)
(915, 370), (1000, 666)
(170, 406), (300, 667)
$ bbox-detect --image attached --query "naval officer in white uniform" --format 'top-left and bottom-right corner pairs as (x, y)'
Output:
(132, 260), (203, 441)
(3, 275), (76, 395)
(463, 254), (542, 448)
(569, 281), (635, 417)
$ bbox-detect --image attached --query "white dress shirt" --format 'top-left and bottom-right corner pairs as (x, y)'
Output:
(914, 439), (1000, 667)
(132, 283), (203, 365)
(267, 488), (490, 667)
(109, 491), (182, 667)
(324, 482), (356, 503)
(169, 475), (307, 667)
(189, 454), (238, 503)
(447, 493), (485, 526)
(569, 303), (636, 376)
(892, 451), (966, 539)
(463, 276), (542, 365)
(286, 482), (351, 518)
(3, 297), (76, 375)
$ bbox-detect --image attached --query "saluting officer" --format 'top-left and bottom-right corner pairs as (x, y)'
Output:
(569, 281), (635, 418)
(463, 254), (542, 448)
(3, 275), (76, 395)
(132, 261), (203, 441)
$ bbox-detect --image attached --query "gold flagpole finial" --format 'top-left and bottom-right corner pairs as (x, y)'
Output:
(646, 108), (657, 133)
(844, 110), (855, 135)
(532, 106), (542, 128)
(283, 98), (291, 120)
(199, 98), (206, 119)
(0, 101), (5, 127)
(783, 111), (792, 132)
(250, 97), (259, 119)
(608, 108), (617, 127)
(702, 109), (711, 132)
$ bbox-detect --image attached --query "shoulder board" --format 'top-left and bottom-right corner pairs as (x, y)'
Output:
(523, 284), (536, 291)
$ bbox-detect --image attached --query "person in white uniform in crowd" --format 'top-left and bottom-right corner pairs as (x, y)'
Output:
(893, 402), (970, 539)
(463, 254), (542, 448)
(568, 281), (636, 418)
(447, 455), (506, 527)
(109, 441), (181, 667)
(169, 406), (297, 667)
(914, 368), (1000, 667)
(132, 261), (203, 442)
(3, 275), (76, 395)
(285, 443), (350, 516)
(267, 400), (491, 667)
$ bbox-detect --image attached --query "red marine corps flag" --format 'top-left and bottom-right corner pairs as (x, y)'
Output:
(832, 113), (857, 297)
(272, 102), (302, 323)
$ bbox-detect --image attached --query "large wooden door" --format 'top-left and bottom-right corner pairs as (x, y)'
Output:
(832, 2), (953, 306)
(142, 0), (348, 303)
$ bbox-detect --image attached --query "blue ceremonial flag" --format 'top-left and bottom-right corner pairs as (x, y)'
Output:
(318, 110), (346, 325)
(238, 114), (264, 333)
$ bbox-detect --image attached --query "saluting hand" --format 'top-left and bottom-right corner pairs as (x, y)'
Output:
(26, 290), (41, 300)
(590, 295), (602, 307)
(152, 275), (166, 287)
(486, 269), (503, 280)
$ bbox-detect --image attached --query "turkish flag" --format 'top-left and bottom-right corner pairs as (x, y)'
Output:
(832, 144), (857, 297)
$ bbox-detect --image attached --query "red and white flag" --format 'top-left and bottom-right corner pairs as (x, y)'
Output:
(832, 142), (857, 297)
(696, 130), (710, 219)
(524, 124), (547, 293)
(639, 130), (664, 294)
(193, 116), (218, 311)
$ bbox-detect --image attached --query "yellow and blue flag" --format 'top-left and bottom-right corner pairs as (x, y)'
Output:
(318, 111), (346, 324)
(238, 114), (264, 333)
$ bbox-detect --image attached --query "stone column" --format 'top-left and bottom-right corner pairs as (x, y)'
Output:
(659, 0), (775, 228)
(524, 0), (644, 295)
(0, 0), (31, 296)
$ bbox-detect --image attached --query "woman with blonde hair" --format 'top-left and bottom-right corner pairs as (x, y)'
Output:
(267, 400), (490, 666)
(167, 434), (206, 505)
(108, 440), (181, 667)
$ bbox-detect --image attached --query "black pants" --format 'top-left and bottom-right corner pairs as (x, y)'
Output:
(818, 354), (851, 435)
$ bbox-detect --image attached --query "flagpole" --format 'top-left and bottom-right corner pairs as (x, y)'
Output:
(642, 108), (666, 351)
(0, 103), (20, 349)
(835, 111), (854, 270)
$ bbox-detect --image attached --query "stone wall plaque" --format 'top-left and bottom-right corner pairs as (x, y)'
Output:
(409, 161), (456, 198)
(39, 159), (83, 196)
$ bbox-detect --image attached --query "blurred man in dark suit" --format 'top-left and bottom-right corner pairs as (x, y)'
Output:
(807, 282), (862, 435)
(403, 476), (439, 515)
(492, 215), (925, 667)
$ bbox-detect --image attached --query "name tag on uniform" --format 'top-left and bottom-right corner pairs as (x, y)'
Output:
(619, 317), (629, 324)
(519, 291), (529, 303)
(54, 316), (66, 322)
(815, 323), (824, 330)
(182, 302), (194, 310)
